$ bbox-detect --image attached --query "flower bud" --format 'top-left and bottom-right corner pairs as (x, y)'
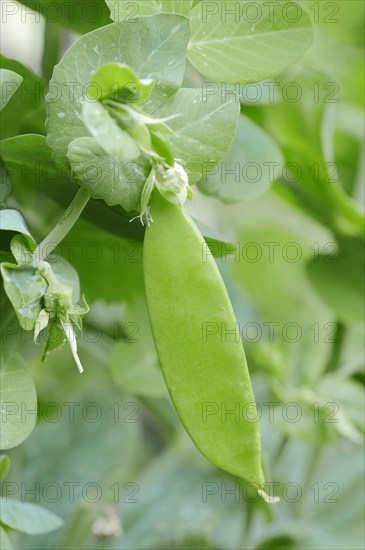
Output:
(155, 163), (189, 206)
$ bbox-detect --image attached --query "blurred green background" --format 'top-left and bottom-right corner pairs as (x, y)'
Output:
(1, 1), (364, 549)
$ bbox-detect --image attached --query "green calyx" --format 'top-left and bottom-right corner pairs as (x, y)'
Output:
(38, 262), (74, 318)
(136, 162), (193, 227)
(1, 228), (88, 374)
(82, 62), (176, 168)
(87, 62), (155, 104)
(83, 62), (195, 223)
(35, 261), (89, 373)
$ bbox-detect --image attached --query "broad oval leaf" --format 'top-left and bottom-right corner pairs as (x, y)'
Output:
(151, 88), (240, 184)
(0, 354), (37, 450)
(0, 69), (22, 112)
(107, 0), (193, 19)
(188, 0), (313, 84)
(67, 137), (150, 210)
(0, 134), (55, 170)
(0, 498), (63, 535)
(198, 115), (284, 202)
(82, 100), (140, 160)
(46, 16), (190, 172)
(0, 134), (70, 207)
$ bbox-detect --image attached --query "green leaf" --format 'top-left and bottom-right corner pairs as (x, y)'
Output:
(0, 69), (22, 112)
(233, 79), (282, 106)
(303, 26), (364, 108)
(46, 16), (190, 172)
(0, 209), (36, 254)
(0, 353), (37, 450)
(199, 115), (284, 202)
(193, 219), (237, 258)
(0, 455), (10, 481)
(188, 1), (313, 84)
(67, 136), (150, 211)
(0, 527), (12, 550)
(82, 100), (140, 160)
(306, 237), (364, 325)
(140, 168), (156, 217)
(16, 0), (111, 34)
(0, 210), (31, 238)
(273, 370), (365, 443)
(0, 134), (66, 192)
(42, 318), (67, 360)
(255, 537), (297, 550)
(34, 309), (50, 342)
(59, 217), (145, 303)
(0, 498), (63, 535)
(10, 235), (34, 266)
(4, 382), (140, 548)
(151, 88), (240, 183)
(107, 0), (193, 19)
(128, 123), (155, 162)
(48, 256), (81, 304)
(0, 135), (146, 241)
(0, 56), (46, 140)
(0, 160), (12, 207)
(150, 130), (175, 166)
(87, 63), (154, 103)
(315, 375), (365, 442)
(0, 264), (47, 331)
(1, 241), (81, 332)
(0, 134), (55, 170)
(251, 74), (365, 237)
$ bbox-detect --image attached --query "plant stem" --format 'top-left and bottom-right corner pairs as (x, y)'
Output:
(293, 440), (325, 519)
(41, 21), (61, 81)
(325, 321), (346, 373)
(35, 187), (90, 262)
(273, 434), (289, 465)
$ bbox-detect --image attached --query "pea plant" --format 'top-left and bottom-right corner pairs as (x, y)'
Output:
(1, 1), (364, 549)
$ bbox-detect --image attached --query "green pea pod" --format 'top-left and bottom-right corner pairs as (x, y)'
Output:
(144, 191), (264, 488)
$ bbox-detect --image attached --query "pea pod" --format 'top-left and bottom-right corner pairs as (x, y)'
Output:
(144, 191), (264, 488)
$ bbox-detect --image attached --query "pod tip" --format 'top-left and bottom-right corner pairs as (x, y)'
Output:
(258, 489), (280, 504)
